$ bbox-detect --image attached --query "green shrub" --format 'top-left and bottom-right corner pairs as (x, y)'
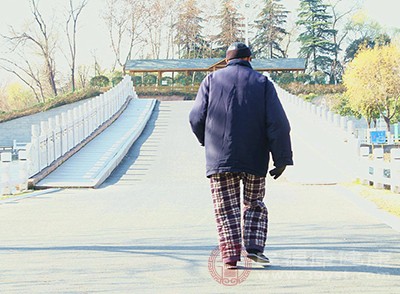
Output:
(193, 72), (207, 84)
(300, 93), (318, 102)
(175, 73), (191, 85)
(295, 73), (311, 83)
(280, 82), (345, 96)
(280, 72), (295, 84)
(90, 75), (110, 87)
(143, 74), (157, 85)
(132, 76), (142, 85)
(136, 88), (196, 100)
(330, 93), (361, 118)
(310, 71), (327, 84)
(161, 77), (173, 86)
(111, 76), (123, 86)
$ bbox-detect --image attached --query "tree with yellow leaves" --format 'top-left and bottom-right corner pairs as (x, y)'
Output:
(343, 44), (400, 131)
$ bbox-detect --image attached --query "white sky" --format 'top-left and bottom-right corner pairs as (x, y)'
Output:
(0, 0), (400, 83)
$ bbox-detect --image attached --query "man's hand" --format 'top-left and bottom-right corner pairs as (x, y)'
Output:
(269, 166), (286, 180)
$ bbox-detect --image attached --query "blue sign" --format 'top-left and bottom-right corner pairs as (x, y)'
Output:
(370, 131), (386, 144)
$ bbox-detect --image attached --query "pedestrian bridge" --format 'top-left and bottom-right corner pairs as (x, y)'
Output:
(38, 89), (357, 187)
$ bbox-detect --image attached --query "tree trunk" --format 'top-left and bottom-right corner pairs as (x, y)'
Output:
(71, 67), (76, 92)
(384, 116), (391, 132)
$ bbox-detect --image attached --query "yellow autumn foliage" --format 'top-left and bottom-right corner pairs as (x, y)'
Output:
(343, 44), (400, 128)
(6, 83), (35, 111)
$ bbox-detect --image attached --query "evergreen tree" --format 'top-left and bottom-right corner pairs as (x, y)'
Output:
(175, 0), (205, 58)
(253, 0), (289, 59)
(344, 33), (391, 63)
(215, 0), (244, 50)
(296, 0), (336, 78)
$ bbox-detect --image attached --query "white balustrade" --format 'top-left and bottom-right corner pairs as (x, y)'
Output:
(67, 109), (74, 151)
(270, 77), (400, 194)
(347, 120), (355, 135)
(30, 125), (40, 175)
(54, 115), (62, 159)
(83, 103), (90, 138)
(47, 117), (55, 164)
(1, 76), (135, 196)
(61, 112), (69, 155)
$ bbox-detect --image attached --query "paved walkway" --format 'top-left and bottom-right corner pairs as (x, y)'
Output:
(1, 101), (400, 293)
(36, 98), (156, 188)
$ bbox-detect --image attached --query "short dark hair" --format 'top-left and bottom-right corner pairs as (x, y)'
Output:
(226, 42), (252, 60)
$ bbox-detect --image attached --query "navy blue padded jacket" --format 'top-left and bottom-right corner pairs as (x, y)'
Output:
(189, 59), (293, 177)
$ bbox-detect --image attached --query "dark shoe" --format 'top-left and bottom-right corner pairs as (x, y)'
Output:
(224, 261), (238, 269)
(247, 252), (271, 266)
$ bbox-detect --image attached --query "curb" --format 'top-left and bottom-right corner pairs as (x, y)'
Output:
(337, 185), (400, 233)
(0, 188), (61, 204)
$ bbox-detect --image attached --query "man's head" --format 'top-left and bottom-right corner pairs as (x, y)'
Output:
(226, 42), (252, 62)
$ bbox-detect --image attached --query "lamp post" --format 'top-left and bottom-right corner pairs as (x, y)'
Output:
(235, 1), (252, 46)
(244, 3), (250, 46)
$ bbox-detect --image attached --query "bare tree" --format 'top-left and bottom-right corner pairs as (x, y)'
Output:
(103, 0), (146, 72)
(328, 0), (360, 84)
(2, 0), (58, 97)
(65, 0), (88, 92)
(0, 56), (45, 103)
(77, 64), (91, 88)
(142, 0), (175, 59)
(165, 1), (180, 59)
(281, 20), (297, 58)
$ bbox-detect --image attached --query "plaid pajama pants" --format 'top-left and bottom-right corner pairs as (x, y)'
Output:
(210, 172), (268, 263)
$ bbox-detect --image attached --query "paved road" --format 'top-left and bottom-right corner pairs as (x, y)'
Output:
(1, 101), (400, 293)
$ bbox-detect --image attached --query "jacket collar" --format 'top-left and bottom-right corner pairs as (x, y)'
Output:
(226, 59), (253, 69)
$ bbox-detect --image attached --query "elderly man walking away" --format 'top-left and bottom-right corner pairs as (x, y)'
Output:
(189, 42), (293, 269)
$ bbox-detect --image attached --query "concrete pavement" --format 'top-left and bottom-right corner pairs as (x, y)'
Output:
(1, 101), (400, 293)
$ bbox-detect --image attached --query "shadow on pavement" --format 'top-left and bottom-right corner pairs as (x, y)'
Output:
(0, 244), (215, 264)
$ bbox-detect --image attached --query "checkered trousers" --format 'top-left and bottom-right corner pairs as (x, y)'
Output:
(210, 172), (268, 263)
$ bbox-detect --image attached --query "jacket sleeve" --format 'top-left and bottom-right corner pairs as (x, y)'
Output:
(265, 79), (294, 168)
(189, 76), (209, 146)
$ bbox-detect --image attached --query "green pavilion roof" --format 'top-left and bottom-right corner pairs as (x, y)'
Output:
(125, 58), (306, 72)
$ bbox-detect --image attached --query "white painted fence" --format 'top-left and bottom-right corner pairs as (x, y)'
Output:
(273, 81), (400, 193)
(1, 75), (135, 196)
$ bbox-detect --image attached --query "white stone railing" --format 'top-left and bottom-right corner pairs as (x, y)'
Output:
(274, 84), (357, 139)
(358, 147), (400, 193)
(1, 75), (135, 196)
(273, 80), (400, 193)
